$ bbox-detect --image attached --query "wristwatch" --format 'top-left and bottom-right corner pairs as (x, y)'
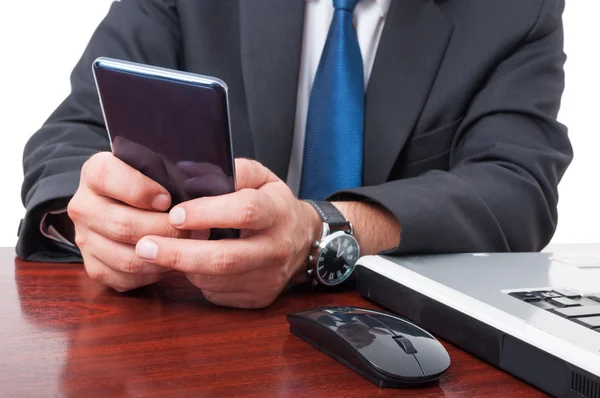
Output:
(305, 200), (360, 286)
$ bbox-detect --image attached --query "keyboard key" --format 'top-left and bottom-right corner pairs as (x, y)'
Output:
(552, 288), (582, 299)
(575, 316), (600, 328)
(552, 305), (600, 318)
(577, 297), (600, 307)
(531, 300), (558, 310)
(537, 291), (561, 299)
(547, 297), (582, 307)
(588, 296), (600, 304)
(509, 292), (541, 302)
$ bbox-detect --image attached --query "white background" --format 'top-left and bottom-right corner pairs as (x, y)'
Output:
(0, 1), (598, 248)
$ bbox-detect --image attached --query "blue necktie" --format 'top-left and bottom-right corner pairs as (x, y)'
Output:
(299, 0), (364, 200)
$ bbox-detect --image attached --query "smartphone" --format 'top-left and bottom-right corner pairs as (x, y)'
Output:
(92, 57), (238, 239)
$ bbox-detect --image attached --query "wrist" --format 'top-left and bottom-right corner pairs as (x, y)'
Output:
(329, 201), (401, 255)
(304, 200), (324, 245)
(289, 200), (323, 286)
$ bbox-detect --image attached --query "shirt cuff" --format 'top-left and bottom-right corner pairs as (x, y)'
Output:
(40, 208), (75, 247)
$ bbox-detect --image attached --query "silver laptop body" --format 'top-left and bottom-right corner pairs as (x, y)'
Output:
(355, 246), (600, 398)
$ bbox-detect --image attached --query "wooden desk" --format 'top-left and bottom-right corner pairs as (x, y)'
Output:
(0, 248), (545, 397)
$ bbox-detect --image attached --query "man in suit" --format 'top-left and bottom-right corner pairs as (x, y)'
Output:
(18, 0), (573, 308)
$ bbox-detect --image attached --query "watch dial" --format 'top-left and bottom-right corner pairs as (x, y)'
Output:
(317, 232), (360, 285)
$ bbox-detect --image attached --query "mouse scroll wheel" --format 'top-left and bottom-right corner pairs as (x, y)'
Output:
(393, 336), (417, 354)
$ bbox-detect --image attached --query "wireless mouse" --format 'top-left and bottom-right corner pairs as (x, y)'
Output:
(286, 306), (450, 388)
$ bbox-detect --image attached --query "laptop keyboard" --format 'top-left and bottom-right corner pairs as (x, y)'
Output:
(509, 289), (600, 332)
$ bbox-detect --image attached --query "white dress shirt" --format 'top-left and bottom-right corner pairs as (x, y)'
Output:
(286, 0), (391, 196)
(41, 0), (391, 244)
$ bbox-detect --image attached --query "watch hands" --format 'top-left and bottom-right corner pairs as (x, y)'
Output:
(336, 241), (345, 258)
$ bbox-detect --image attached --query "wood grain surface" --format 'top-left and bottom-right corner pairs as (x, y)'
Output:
(0, 248), (546, 397)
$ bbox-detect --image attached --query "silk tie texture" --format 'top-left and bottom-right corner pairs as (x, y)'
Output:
(299, 0), (365, 200)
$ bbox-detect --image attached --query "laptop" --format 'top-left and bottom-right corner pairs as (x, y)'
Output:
(355, 245), (600, 398)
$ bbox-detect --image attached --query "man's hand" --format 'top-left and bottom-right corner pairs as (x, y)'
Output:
(134, 159), (321, 309)
(68, 152), (190, 292)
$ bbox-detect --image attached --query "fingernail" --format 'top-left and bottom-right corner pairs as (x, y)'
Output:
(169, 207), (186, 226)
(152, 194), (170, 211)
(137, 239), (158, 260)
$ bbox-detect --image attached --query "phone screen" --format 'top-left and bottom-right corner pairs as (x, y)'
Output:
(93, 60), (237, 239)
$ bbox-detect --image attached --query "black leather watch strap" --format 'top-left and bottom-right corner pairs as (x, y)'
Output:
(306, 200), (349, 230)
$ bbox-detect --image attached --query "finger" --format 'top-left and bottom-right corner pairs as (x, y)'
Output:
(84, 231), (170, 274)
(185, 271), (264, 293)
(83, 254), (164, 292)
(201, 290), (276, 309)
(82, 151), (172, 211)
(168, 189), (276, 230)
(80, 193), (188, 245)
(135, 233), (287, 275)
(234, 158), (279, 190)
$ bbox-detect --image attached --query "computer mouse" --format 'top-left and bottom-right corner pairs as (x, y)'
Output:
(286, 306), (450, 388)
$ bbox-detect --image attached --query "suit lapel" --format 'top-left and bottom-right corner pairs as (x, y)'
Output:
(364, 0), (454, 185)
(239, 1), (305, 180)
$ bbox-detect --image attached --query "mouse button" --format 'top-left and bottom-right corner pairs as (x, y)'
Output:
(392, 336), (417, 355)
(334, 322), (424, 380)
(335, 317), (396, 345)
(288, 310), (343, 335)
(367, 314), (432, 339)
(412, 337), (451, 377)
(313, 311), (366, 329)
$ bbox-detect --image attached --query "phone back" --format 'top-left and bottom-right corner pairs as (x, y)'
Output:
(93, 57), (238, 238)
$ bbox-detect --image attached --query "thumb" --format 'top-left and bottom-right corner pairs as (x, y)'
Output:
(234, 158), (279, 190)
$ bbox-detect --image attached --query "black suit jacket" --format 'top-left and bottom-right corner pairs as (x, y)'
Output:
(18, 0), (573, 262)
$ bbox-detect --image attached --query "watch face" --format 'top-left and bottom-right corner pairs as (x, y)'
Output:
(316, 231), (360, 286)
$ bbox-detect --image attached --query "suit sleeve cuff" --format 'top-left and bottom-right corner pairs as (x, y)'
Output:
(17, 171), (82, 262)
(327, 186), (405, 255)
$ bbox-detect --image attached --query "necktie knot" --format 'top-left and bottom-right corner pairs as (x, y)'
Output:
(333, 0), (359, 12)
